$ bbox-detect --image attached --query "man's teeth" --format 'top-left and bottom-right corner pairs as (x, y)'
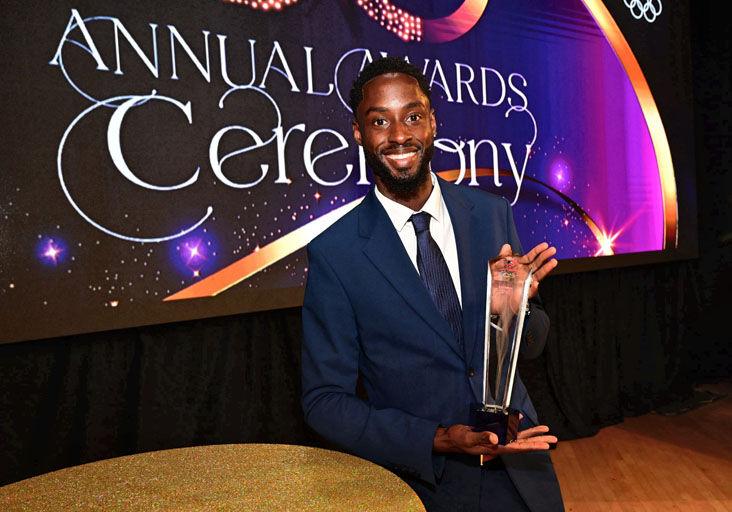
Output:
(386, 151), (417, 161)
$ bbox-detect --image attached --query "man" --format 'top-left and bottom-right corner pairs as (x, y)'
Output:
(301, 57), (564, 511)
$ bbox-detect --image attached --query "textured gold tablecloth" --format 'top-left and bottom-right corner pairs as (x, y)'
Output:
(0, 444), (425, 511)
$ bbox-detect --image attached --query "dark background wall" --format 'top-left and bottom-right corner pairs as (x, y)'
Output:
(1, 2), (729, 486)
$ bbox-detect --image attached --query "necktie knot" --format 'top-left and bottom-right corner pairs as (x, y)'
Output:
(410, 212), (432, 234)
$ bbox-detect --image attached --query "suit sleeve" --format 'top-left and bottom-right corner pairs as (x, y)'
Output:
(504, 198), (550, 360)
(301, 243), (443, 485)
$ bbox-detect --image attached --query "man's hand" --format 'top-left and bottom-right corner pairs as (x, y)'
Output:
(516, 242), (558, 300)
(480, 425), (558, 462)
(490, 242), (557, 314)
(433, 424), (557, 461)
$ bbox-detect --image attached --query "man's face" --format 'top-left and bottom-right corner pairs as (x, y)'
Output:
(352, 73), (436, 198)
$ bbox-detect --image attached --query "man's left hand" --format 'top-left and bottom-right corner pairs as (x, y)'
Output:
(516, 242), (558, 299)
(490, 242), (557, 314)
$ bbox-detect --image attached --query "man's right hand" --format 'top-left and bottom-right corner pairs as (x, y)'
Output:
(433, 424), (557, 460)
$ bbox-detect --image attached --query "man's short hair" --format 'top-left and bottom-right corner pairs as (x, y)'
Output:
(349, 56), (432, 116)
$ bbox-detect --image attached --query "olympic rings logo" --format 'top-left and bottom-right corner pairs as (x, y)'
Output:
(623, 0), (662, 23)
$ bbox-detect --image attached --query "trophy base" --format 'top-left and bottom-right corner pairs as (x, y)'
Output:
(470, 404), (520, 446)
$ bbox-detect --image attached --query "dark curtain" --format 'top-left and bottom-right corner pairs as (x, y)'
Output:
(0, 309), (321, 486)
(1, 2), (729, 487)
(520, 261), (705, 440)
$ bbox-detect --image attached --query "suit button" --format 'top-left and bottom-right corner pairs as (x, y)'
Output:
(467, 368), (476, 377)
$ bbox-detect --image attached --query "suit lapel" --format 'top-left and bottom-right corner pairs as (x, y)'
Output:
(440, 181), (485, 367)
(359, 190), (464, 359)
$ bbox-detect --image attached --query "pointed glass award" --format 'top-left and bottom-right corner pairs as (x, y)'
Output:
(470, 254), (534, 451)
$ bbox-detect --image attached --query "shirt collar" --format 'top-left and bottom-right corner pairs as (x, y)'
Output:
(374, 172), (445, 233)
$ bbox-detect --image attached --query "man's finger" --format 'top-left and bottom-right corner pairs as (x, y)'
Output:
(465, 430), (499, 448)
(519, 242), (549, 264)
(515, 435), (558, 445)
(530, 246), (557, 271)
(497, 244), (512, 259)
(532, 257), (558, 282)
(497, 440), (553, 454)
(516, 425), (550, 439)
(479, 431), (499, 446)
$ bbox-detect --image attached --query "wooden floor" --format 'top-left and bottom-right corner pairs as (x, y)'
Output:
(552, 384), (732, 512)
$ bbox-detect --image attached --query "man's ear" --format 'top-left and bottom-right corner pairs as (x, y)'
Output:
(430, 109), (437, 136)
(352, 119), (363, 146)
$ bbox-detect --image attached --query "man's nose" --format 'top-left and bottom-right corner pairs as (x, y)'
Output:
(388, 122), (411, 145)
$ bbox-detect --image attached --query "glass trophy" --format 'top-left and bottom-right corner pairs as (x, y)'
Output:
(470, 254), (534, 453)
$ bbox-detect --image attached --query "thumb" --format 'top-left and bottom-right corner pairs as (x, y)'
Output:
(482, 431), (499, 445)
(497, 244), (512, 258)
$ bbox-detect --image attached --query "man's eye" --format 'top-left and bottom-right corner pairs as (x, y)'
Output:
(373, 118), (388, 127)
(407, 113), (422, 122)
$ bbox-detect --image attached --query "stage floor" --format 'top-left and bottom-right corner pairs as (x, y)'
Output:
(552, 382), (731, 511)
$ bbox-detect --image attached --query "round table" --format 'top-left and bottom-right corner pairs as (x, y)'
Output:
(0, 444), (425, 511)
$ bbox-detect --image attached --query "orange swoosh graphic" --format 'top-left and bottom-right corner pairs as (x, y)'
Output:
(424, 0), (490, 43)
(164, 198), (362, 301)
(165, 169), (609, 301)
(581, 0), (678, 248)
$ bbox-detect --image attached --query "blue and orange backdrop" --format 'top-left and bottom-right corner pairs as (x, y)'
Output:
(0, 0), (697, 342)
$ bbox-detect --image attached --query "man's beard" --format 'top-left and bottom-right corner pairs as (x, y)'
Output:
(364, 142), (435, 200)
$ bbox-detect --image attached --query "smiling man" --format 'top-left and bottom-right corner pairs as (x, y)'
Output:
(353, 70), (436, 208)
(301, 57), (564, 512)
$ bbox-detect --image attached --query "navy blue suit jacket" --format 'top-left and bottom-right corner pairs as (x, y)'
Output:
(301, 178), (562, 511)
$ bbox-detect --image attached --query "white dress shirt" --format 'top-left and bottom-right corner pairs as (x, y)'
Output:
(374, 173), (462, 306)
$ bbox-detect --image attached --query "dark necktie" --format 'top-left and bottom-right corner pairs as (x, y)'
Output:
(410, 212), (464, 348)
